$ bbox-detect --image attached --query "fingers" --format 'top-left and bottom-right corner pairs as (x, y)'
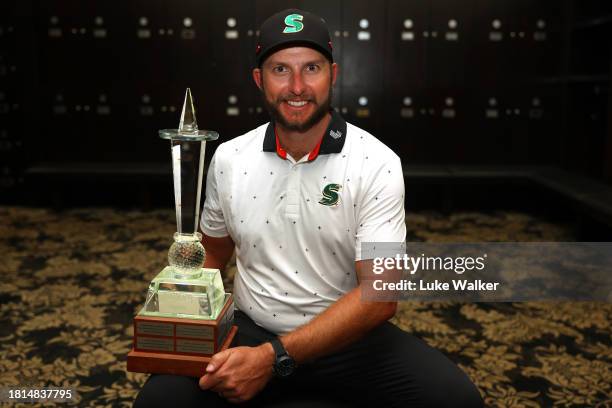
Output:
(206, 349), (232, 373)
(199, 350), (235, 390)
(220, 387), (248, 404)
(204, 379), (246, 404)
(199, 373), (223, 390)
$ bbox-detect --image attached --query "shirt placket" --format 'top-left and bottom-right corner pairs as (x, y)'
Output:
(285, 158), (306, 219)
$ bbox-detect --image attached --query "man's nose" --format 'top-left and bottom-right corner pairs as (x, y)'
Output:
(289, 71), (306, 95)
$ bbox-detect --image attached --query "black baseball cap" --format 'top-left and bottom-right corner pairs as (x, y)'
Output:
(255, 9), (334, 67)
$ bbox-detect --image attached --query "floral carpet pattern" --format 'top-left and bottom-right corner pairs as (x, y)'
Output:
(0, 207), (610, 407)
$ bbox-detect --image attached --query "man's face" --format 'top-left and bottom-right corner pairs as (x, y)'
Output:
(254, 47), (337, 133)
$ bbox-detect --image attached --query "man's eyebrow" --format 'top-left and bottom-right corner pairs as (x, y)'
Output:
(266, 59), (327, 68)
(304, 59), (327, 65)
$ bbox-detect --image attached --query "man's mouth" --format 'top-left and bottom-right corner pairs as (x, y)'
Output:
(287, 100), (308, 107)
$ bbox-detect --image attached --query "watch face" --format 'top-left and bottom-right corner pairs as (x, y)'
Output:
(275, 355), (296, 377)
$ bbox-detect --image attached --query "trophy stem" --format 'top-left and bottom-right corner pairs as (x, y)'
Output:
(194, 141), (206, 233)
(171, 140), (206, 234)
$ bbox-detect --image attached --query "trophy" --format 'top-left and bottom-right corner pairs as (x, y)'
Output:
(127, 89), (237, 377)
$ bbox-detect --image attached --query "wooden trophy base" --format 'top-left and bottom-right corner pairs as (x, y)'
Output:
(127, 325), (237, 377)
(127, 294), (237, 377)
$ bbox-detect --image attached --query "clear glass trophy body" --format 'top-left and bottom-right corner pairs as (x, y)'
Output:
(139, 88), (225, 320)
(128, 89), (235, 378)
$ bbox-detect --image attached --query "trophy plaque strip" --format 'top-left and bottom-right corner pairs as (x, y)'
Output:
(136, 321), (174, 337)
(176, 339), (214, 355)
(136, 337), (174, 352)
(127, 325), (237, 378)
(175, 324), (214, 340)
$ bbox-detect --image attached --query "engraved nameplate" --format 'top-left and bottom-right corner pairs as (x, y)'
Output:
(137, 321), (174, 337)
(176, 324), (214, 340)
(158, 291), (201, 315)
(137, 336), (174, 352)
(176, 339), (214, 355)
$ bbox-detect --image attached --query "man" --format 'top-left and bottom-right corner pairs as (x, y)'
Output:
(135, 9), (482, 408)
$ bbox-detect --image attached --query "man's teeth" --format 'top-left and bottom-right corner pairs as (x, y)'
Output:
(287, 101), (307, 107)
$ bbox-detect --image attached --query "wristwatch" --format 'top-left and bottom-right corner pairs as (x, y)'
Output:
(269, 337), (296, 378)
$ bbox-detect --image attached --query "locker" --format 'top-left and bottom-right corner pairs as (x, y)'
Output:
(525, 85), (563, 165)
(467, 0), (514, 86)
(571, 24), (611, 76)
(382, 89), (434, 163)
(339, 0), (385, 138)
(425, 89), (468, 164)
(384, 0), (428, 89)
(208, 0), (258, 140)
(463, 89), (516, 165)
(341, 87), (383, 142)
(566, 83), (609, 178)
(428, 0), (476, 88)
(340, 0), (385, 88)
(518, 1), (563, 79)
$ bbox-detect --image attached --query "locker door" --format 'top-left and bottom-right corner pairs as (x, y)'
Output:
(427, 88), (467, 164)
(84, 0), (153, 163)
(465, 89), (516, 165)
(566, 83), (608, 177)
(340, 0), (385, 138)
(383, 0), (429, 162)
(385, 0), (428, 89)
(0, 1), (25, 191)
(34, 0), (93, 163)
(505, 90), (530, 164)
(525, 85), (563, 165)
(119, 0), (172, 163)
(210, 0), (257, 140)
(516, 1), (563, 80)
(467, 0), (513, 87)
(428, 0), (476, 88)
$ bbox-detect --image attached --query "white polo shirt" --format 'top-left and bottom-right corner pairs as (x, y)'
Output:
(200, 110), (406, 334)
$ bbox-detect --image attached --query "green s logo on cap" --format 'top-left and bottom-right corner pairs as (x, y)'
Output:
(283, 14), (304, 33)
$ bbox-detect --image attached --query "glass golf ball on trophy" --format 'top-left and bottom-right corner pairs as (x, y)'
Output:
(127, 89), (236, 377)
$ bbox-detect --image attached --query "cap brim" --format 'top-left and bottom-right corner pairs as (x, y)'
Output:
(257, 40), (333, 66)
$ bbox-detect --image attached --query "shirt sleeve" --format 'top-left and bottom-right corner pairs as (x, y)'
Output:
(355, 155), (406, 261)
(200, 152), (229, 238)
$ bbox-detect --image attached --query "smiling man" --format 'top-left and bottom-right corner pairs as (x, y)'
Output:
(134, 9), (483, 408)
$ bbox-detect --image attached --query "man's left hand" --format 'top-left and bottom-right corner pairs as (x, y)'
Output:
(199, 344), (275, 404)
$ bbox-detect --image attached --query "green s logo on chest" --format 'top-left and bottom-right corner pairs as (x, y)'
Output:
(319, 183), (342, 206)
(283, 14), (304, 33)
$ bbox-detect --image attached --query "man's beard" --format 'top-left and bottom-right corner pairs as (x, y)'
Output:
(260, 84), (333, 133)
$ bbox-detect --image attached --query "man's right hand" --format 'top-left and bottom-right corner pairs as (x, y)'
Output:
(199, 344), (275, 404)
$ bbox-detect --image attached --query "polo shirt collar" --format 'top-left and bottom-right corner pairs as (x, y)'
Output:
(262, 109), (347, 161)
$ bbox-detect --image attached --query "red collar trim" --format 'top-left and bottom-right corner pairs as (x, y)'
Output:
(274, 126), (324, 162)
(274, 127), (287, 159)
(307, 133), (324, 161)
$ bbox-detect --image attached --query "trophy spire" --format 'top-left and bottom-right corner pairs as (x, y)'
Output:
(178, 88), (198, 134)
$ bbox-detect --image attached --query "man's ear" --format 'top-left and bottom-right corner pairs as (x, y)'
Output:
(253, 68), (263, 91)
(331, 62), (338, 87)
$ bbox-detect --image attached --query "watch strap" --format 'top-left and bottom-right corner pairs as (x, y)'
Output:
(270, 337), (286, 359)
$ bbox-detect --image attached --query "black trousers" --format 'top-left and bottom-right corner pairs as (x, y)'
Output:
(134, 311), (483, 408)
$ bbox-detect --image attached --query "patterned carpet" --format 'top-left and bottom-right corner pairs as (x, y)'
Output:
(0, 207), (610, 407)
